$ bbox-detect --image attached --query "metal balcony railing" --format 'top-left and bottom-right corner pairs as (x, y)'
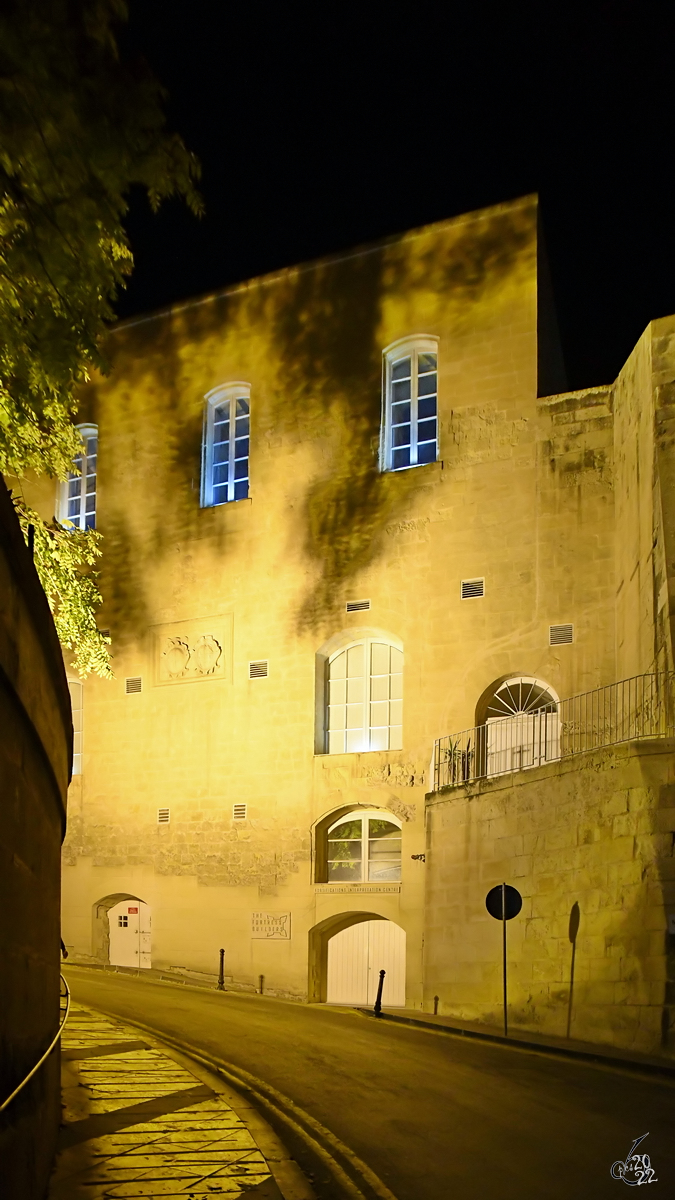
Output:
(433, 673), (675, 792)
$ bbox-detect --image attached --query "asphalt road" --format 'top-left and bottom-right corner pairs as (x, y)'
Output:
(64, 967), (675, 1200)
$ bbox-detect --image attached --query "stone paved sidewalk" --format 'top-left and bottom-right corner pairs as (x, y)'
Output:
(49, 1002), (302, 1199)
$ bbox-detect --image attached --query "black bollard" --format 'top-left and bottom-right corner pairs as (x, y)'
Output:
(217, 947), (225, 991)
(433, 995), (439, 1015)
(259, 974), (264, 995)
(373, 969), (386, 1017)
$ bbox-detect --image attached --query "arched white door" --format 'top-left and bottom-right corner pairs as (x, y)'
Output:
(108, 899), (152, 969)
(326, 919), (405, 1006)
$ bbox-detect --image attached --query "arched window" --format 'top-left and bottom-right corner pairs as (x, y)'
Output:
(326, 809), (402, 882)
(483, 675), (559, 775)
(326, 639), (402, 753)
(57, 424), (98, 530)
(382, 336), (438, 471)
(201, 383), (250, 506)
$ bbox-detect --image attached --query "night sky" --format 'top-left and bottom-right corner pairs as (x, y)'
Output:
(117, 0), (675, 391)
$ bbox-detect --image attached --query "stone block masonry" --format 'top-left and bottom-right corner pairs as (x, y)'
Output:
(49, 1002), (298, 1199)
(425, 739), (675, 1056)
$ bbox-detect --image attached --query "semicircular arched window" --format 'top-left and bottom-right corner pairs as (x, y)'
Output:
(326, 639), (402, 754)
(484, 675), (560, 775)
(327, 809), (402, 883)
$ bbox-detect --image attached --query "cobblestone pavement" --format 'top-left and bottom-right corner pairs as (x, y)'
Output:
(49, 1003), (294, 1199)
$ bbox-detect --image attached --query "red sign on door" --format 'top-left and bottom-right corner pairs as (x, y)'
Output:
(128, 907), (139, 914)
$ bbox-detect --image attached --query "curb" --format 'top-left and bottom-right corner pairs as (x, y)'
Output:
(358, 1008), (675, 1081)
(84, 1004), (400, 1200)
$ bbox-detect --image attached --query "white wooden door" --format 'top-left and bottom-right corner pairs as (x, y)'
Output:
(108, 900), (152, 969)
(326, 919), (406, 1006)
(487, 712), (559, 776)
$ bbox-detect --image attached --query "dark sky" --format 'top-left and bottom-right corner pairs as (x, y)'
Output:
(117, 0), (675, 391)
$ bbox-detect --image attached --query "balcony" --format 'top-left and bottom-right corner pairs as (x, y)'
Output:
(433, 673), (675, 791)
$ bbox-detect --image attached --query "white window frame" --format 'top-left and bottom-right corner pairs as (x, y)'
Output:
(381, 335), (439, 472)
(326, 808), (403, 883)
(68, 679), (83, 776)
(56, 423), (98, 529)
(325, 637), (403, 754)
(201, 383), (251, 507)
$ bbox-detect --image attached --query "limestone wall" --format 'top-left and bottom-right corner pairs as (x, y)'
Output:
(50, 193), (661, 1018)
(424, 739), (675, 1055)
(0, 477), (72, 1199)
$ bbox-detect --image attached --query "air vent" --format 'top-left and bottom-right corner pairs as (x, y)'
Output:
(461, 578), (485, 599)
(346, 599), (371, 613)
(125, 676), (142, 694)
(249, 660), (269, 679)
(157, 807), (170, 824)
(549, 623), (574, 646)
(233, 803), (247, 821)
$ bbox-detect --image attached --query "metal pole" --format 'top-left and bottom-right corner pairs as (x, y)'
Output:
(217, 948), (225, 991)
(373, 969), (386, 1017)
(502, 882), (507, 1037)
(259, 973), (264, 995)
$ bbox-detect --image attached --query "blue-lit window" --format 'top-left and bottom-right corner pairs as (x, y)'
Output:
(382, 338), (438, 471)
(58, 424), (98, 530)
(202, 384), (251, 506)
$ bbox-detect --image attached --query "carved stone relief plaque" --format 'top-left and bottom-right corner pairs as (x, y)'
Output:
(152, 615), (233, 685)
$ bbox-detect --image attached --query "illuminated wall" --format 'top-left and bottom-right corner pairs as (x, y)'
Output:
(37, 194), (674, 1046)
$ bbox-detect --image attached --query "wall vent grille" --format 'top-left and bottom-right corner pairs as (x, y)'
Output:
(249, 660), (269, 679)
(125, 676), (142, 694)
(461, 578), (485, 599)
(157, 808), (170, 824)
(233, 803), (247, 821)
(346, 599), (371, 612)
(549, 623), (574, 645)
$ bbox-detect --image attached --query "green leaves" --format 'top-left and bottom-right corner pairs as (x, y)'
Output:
(0, 0), (202, 672)
(12, 494), (113, 678)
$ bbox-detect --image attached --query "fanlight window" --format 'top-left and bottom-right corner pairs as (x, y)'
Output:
(326, 639), (403, 753)
(327, 810), (402, 882)
(486, 676), (559, 776)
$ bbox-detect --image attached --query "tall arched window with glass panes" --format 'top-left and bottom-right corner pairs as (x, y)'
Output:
(382, 336), (438, 471)
(202, 383), (251, 506)
(326, 639), (403, 753)
(57, 424), (98, 530)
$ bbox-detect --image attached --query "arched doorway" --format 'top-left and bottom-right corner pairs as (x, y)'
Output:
(480, 676), (560, 776)
(327, 919), (406, 1006)
(92, 893), (151, 968)
(307, 911), (406, 1005)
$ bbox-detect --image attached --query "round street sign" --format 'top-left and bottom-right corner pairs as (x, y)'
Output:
(485, 884), (522, 921)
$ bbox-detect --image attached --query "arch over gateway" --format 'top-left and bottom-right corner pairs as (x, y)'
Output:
(92, 892), (151, 967)
(308, 911), (385, 1003)
(308, 911), (406, 1005)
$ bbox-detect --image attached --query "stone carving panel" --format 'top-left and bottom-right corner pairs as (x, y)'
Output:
(152, 615), (233, 685)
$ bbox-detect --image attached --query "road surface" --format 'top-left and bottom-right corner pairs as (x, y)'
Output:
(64, 967), (675, 1200)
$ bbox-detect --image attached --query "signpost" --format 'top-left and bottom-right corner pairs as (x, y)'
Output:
(485, 883), (522, 1036)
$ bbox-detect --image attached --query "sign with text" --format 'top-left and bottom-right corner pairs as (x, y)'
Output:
(251, 912), (291, 940)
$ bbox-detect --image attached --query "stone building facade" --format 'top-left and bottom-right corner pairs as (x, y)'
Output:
(29, 193), (675, 1054)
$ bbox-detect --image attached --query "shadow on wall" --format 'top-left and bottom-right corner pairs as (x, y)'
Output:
(95, 201), (537, 643)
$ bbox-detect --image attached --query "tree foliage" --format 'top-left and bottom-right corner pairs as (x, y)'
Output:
(0, 0), (201, 674)
(13, 494), (113, 678)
